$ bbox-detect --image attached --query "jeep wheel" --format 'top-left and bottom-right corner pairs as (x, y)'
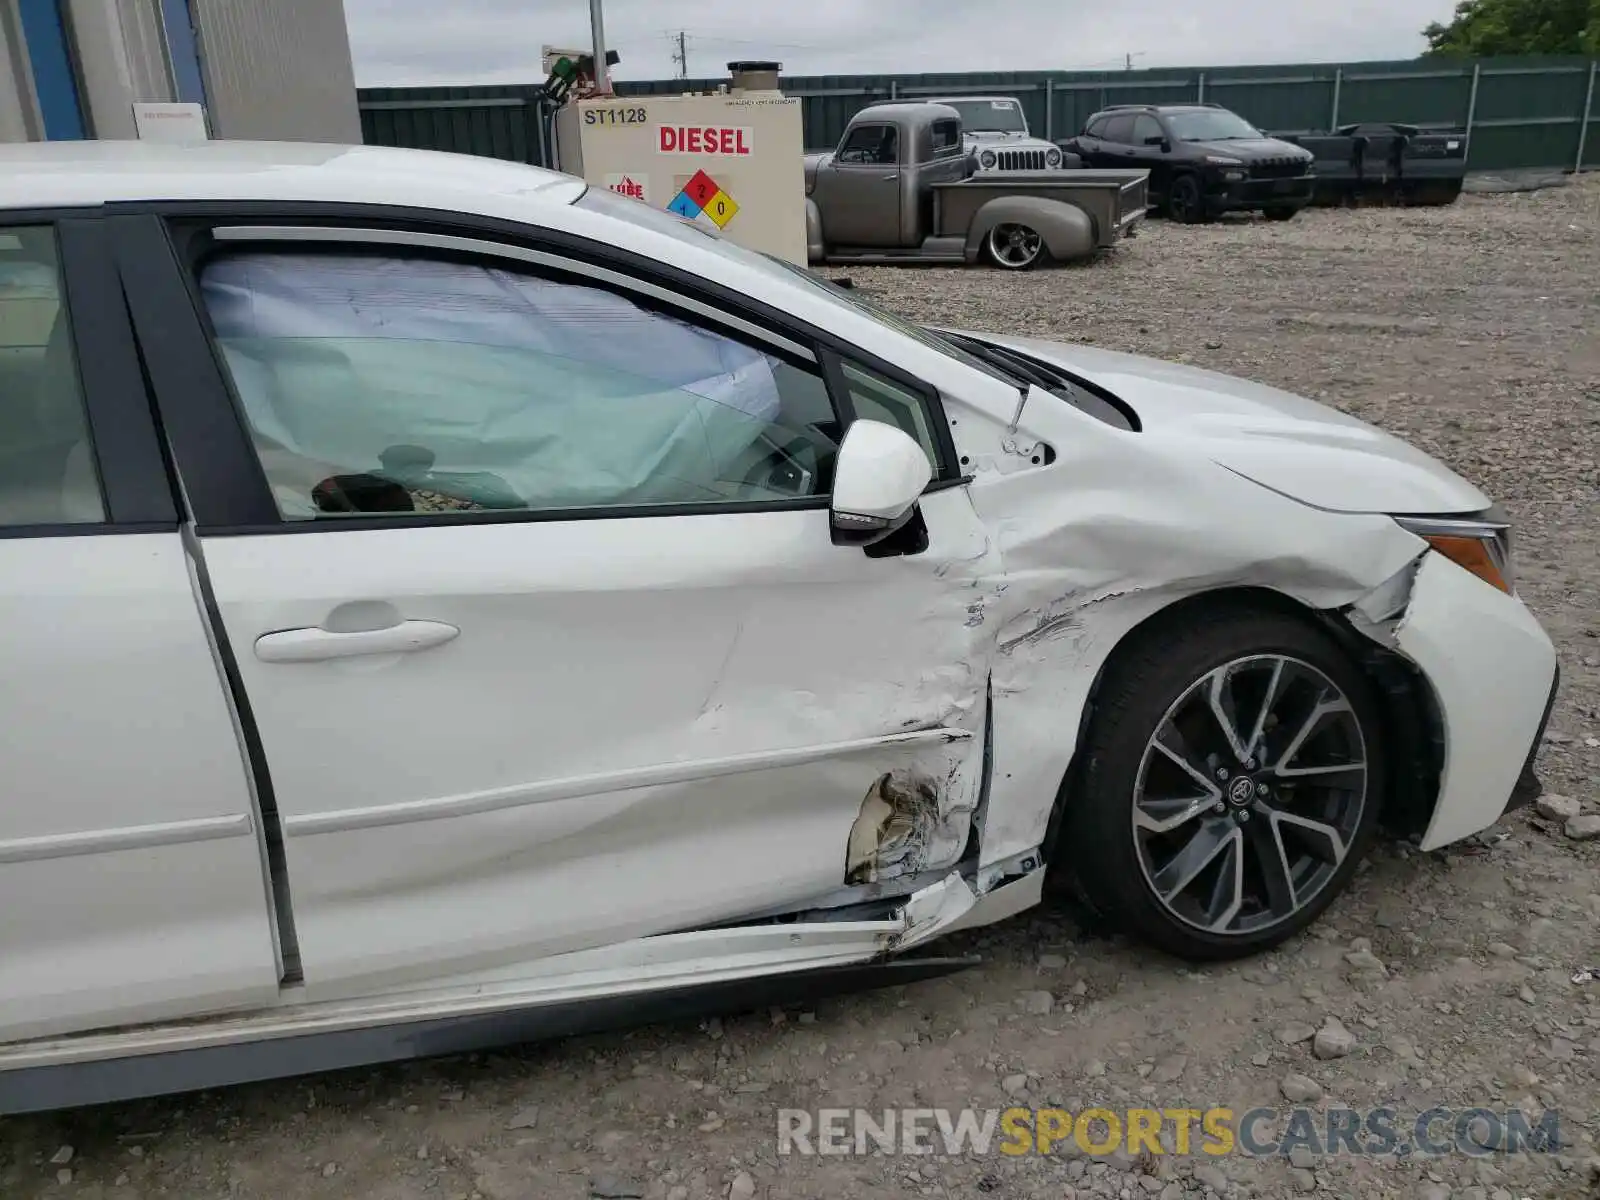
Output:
(1166, 174), (1207, 224)
(1061, 605), (1384, 961)
(1264, 205), (1300, 222)
(985, 223), (1045, 270)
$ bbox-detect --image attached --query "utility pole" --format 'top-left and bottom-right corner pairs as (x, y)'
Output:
(672, 30), (688, 79)
(589, 0), (611, 94)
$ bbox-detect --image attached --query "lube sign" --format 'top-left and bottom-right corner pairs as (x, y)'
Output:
(658, 125), (753, 156)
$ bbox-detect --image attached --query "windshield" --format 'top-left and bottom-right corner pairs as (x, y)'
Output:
(573, 185), (1025, 391)
(1165, 109), (1262, 141)
(944, 99), (1028, 134)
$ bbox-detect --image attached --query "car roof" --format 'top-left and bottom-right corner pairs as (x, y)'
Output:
(0, 140), (586, 212)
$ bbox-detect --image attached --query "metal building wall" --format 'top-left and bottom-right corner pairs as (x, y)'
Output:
(188, 0), (361, 142)
(0, 2), (41, 142)
(357, 55), (1600, 176)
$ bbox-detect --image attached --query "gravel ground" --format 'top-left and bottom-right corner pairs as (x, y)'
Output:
(3, 179), (1598, 1200)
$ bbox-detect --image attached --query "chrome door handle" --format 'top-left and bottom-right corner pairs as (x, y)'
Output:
(254, 619), (460, 663)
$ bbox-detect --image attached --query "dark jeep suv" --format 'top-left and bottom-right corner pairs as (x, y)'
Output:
(1068, 103), (1315, 223)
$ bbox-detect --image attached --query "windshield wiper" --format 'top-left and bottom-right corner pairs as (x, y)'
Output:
(944, 332), (1068, 397)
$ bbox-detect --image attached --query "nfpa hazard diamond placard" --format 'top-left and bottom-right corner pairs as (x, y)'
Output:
(669, 172), (740, 230)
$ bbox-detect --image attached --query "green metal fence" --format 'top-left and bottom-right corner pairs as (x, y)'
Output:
(359, 55), (1600, 175)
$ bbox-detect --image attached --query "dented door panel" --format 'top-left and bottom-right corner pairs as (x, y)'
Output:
(204, 491), (998, 1000)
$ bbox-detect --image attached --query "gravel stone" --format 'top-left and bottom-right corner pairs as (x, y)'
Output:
(1565, 814), (1600, 840)
(1536, 793), (1581, 821)
(1312, 1018), (1357, 1060)
(1280, 1073), (1323, 1102)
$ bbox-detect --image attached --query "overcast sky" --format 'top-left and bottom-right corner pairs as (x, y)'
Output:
(343, 0), (1454, 87)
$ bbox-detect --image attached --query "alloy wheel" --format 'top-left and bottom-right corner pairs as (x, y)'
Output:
(1130, 654), (1368, 937)
(987, 223), (1043, 269)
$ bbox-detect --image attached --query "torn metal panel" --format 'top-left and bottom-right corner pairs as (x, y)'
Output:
(940, 371), (1434, 870)
(844, 767), (975, 886)
(1382, 553), (1558, 849)
(891, 872), (979, 950)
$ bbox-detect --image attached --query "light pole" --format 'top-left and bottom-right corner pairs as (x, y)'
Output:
(589, 0), (611, 94)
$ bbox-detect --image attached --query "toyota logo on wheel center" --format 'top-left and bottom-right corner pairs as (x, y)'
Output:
(1227, 776), (1256, 806)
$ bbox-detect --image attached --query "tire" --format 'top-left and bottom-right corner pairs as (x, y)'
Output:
(984, 222), (1046, 270)
(1165, 174), (1207, 224)
(1061, 604), (1385, 961)
(1263, 205), (1300, 221)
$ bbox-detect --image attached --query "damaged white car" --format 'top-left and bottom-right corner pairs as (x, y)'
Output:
(0, 142), (1557, 1112)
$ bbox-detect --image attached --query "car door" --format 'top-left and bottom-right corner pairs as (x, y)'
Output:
(1128, 114), (1173, 195)
(815, 123), (903, 247)
(1096, 114), (1138, 167)
(0, 215), (281, 1043)
(1074, 116), (1111, 165)
(115, 212), (997, 1001)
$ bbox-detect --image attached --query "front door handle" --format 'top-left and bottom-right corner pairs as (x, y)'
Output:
(254, 619), (460, 664)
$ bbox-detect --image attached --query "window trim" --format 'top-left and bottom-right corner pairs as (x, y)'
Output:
(0, 211), (177, 539)
(835, 123), (898, 167)
(108, 201), (964, 536)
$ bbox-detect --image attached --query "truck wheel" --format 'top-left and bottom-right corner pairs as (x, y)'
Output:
(1166, 174), (1207, 224)
(1060, 604), (1384, 961)
(985, 223), (1045, 270)
(1263, 205), (1300, 221)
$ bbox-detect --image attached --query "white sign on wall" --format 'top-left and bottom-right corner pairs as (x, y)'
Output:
(132, 102), (208, 143)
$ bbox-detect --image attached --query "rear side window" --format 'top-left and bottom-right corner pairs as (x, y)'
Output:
(0, 225), (103, 526)
(1102, 114), (1136, 144)
(930, 119), (962, 155)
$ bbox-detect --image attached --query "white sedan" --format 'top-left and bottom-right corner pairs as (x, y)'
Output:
(0, 141), (1557, 1112)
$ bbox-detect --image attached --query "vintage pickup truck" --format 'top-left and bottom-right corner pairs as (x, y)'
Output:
(805, 102), (1149, 270)
(862, 94), (1074, 172)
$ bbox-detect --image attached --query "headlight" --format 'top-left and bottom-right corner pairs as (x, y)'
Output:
(1394, 513), (1516, 594)
(1046, 148), (1062, 167)
(1204, 155), (1243, 166)
(980, 150), (997, 169)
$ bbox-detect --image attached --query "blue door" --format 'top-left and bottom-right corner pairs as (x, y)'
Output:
(16, 0), (85, 139)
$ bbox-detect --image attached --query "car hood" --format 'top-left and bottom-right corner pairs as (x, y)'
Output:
(1185, 137), (1312, 163)
(967, 333), (1490, 515)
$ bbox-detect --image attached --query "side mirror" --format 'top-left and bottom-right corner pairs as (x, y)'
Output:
(1145, 135), (1171, 151)
(830, 419), (932, 548)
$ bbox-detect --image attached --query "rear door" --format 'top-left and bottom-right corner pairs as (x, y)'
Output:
(0, 215), (280, 1043)
(116, 211), (997, 1001)
(1097, 114), (1138, 166)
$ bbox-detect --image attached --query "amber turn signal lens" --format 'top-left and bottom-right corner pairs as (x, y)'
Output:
(1423, 535), (1512, 594)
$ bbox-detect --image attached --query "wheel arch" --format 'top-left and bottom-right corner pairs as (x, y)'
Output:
(963, 195), (1096, 264)
(1037, 584), (1444, 872)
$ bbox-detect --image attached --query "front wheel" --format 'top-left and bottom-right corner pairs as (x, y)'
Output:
(985, 222), (1045, 270)
(1061, 605), (1384, 960)
(1166, 174), (1208, 224)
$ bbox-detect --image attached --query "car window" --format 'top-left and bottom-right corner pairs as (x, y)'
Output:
(839, 359), (944, 473)
(1102, 115), (1136, 144)
(0, 224), (104, 526)
(1084, 116), (1108, 138)
(1132, 115), (1164, 145)
(930, 119), (962, 155)
(1165, 109), (1262, 141)
(837, 124), (899, 166)
(197, 248), (844, 520)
